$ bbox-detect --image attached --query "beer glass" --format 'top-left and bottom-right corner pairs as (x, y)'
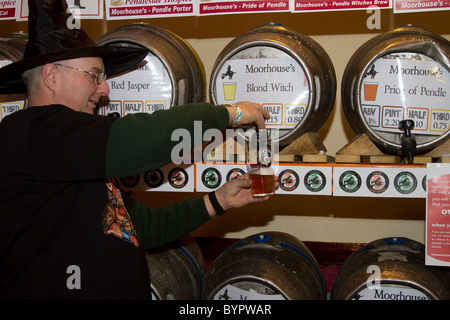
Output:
(246, 129), (275, 197)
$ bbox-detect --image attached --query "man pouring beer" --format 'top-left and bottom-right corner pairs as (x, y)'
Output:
(0, 0), (277, 299)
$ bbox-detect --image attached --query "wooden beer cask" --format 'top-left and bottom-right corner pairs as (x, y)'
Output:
(0, 33), (28, 121)
(96, 24), (206, 117)
(331, 237), (450, 300)
(341, 26), (450, 158)
(145, 235), (205, 300)
(209, 23), (336, 148)
(202, 232), (326, 300)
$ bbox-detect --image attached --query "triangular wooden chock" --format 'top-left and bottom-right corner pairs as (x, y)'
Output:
(280, 132), (327, 156)
(336, 133), (384, 156)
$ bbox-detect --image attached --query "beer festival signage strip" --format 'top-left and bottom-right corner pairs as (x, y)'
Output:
(118, 163), (195, 192)
(290, 0), (391, 12)
(195, 163), (333, 195)
(333, 164), (427, 198)
(394, 0), (450, 13)
(105, 0), (197, 19)
(15, 0), (104, 21)
(198, 0), (290, 15)
(4, 0), (449, 22)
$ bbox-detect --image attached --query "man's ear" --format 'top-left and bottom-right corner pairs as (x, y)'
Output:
(41, 63), (59, 92)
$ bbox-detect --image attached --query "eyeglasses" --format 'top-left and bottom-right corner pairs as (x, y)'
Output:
(53, 63), (107, 84)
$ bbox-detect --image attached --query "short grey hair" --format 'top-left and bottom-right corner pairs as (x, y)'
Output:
(21, 65), (44, 100)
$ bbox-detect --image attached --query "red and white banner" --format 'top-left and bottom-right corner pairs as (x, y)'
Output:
(15, 0), (104, 21)
(394, 0), (450, 13)
(198, 0), (289, 15)
(5, 0), (449, 21)
(291, 0), (391, 12)
(105, 0), (196, 19)
(0, 0), (17, 20)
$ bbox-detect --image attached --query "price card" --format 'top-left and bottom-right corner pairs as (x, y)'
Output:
(426, 163), (450, 266)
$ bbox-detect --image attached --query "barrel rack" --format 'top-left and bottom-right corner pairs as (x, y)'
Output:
(116, 131), (450, 199)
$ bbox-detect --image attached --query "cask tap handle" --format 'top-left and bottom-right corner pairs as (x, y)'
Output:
(399, 119), (416, 162)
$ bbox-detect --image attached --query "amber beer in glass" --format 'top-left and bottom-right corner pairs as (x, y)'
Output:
(249, 167), (275, 197)
(246, 128), (276, 197)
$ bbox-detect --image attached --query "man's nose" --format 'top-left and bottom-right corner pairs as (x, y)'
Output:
(97, 78), (110, 96)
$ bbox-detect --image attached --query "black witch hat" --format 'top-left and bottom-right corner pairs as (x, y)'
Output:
(0, 0), (149, 94)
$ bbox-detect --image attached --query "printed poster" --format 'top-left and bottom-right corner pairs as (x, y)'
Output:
(426, 163), (450, 267)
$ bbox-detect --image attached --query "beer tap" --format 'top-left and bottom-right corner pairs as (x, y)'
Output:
(399, 119), (417, 162)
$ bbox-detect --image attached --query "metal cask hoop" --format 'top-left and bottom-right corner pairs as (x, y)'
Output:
(331, 237), (450, 300)
(202, 231), (326, 300)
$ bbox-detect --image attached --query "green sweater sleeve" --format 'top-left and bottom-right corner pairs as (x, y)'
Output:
(105, 102), (229, 177)
(105, 103), (227, 248)
(128, 196), (211, 249)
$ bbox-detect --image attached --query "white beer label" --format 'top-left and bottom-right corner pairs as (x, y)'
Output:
(99, 53), (172, 117)
(361, 53), (450, 136)
(213, 46), (309, 129)
(213, 284), (286, 300)
(354, 284), (431, 300)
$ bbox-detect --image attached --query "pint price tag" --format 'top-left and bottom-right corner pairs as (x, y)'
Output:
(426, 163), (450, 267)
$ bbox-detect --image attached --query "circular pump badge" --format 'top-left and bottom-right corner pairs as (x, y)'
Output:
(143, 169), (164, 188)
(339, 170), (362, 193)
(168, 167), (189, 189)
(120, 175), (140, 189)
(394, 171), (417, 194)
(304, 170), (326, 192)
(278, 169), (300, 192)
(366, 171), (389, 194)
(226, 168), (245, 181)
(202, 167), (222, 189)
